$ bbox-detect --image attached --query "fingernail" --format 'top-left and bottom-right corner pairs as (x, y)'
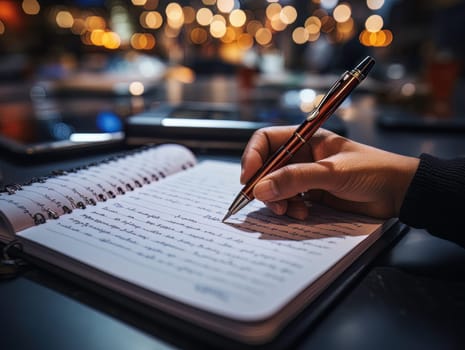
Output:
(254, 179), (279, 201)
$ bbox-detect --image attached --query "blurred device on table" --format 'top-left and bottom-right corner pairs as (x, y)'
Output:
(377, 52), (465, 132)
(125, 101), (347, 151)
(377, 108), (465, 131)
(377, 78), (465, 132)
(0, 98), (126, 156)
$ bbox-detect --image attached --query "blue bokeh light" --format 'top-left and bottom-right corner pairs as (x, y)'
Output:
(96, 111), (123, 133)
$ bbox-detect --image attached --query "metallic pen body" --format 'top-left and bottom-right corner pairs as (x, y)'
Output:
(223, 56), (375, 221)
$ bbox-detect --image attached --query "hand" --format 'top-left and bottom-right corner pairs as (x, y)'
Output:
(240, 126), (420, 220)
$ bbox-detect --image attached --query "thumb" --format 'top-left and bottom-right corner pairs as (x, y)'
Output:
(253, 161), (338, 202)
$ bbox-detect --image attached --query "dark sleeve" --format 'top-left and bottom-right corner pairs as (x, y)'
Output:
(399, 153), (465, 247)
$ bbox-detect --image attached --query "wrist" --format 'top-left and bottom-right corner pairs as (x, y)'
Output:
(393, 155), (420, 216)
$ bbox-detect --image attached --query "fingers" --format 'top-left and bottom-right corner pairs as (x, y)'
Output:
(241, 126), (359, 221)
(253, 161), (338, 202)
(286, 199), (310, 220)
(264, 200), (287, 216)
(307, 129), (350, 161)
(240, 126), (297, 184)
(240, 125), (418, 221)
(264, 197), (309, 220)
(240, 126), (342, 184)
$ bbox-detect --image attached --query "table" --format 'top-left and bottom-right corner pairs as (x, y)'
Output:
(1, 83), (465, 350)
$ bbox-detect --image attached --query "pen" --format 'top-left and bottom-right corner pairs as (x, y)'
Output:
(222, 56), (375, 222)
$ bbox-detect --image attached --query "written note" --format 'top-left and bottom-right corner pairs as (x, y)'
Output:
(18, 161), (385, 321)
(0, 144), (196, 235)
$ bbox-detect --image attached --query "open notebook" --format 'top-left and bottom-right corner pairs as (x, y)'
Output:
(0, 144), (398, 345)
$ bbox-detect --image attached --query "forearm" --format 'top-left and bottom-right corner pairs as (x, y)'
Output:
(399, 154), (465, 247)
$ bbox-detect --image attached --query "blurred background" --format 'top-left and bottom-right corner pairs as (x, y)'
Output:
(0, 0), (464, 153)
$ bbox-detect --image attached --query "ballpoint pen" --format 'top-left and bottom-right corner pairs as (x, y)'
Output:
(222, 56), (375, 222)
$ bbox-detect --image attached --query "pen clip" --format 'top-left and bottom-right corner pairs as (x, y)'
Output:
(318, 72), (346, 108)
(306, 71), (347, 121)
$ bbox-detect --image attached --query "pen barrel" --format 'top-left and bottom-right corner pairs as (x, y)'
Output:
(232, 57), (374, 215)
(312, 73), (360, 130)
(241, 71), (362, 201)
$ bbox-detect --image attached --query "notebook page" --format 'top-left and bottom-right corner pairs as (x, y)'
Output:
(18, 161), (384, 321)
(0, 144), (196, 234)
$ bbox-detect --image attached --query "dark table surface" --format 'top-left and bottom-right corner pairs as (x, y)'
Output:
(1, 81), (465, 350)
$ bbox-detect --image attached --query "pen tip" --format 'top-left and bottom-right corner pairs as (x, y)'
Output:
(222, 212), (231, 222)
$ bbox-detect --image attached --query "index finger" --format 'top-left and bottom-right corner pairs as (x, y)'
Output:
(240, 125), (297, 184)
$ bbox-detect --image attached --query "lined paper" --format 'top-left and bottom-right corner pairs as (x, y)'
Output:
(18, 161), (384, 321)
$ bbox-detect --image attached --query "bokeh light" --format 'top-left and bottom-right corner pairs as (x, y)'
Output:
(102, 31), (121, 49)
(1, 0), (398, 77)
(270, 13), (287, 32)
(90, 29), (105, 46)
(255, 27), (272, 46)
(280, 6), (297, 25)
(217, 0), (235, 13)
(359, 28), (392, 47)
(365, 14), (383, 32)
(333, 3), (351, 23)
(305, 16), (322, 34)
(367, 0), (385, 10)
(131, 33), (156, 50)
(129, 81), (145, 96)
(71, 18), (86, 35)
(86, 16), (106, 31)
(246, 20), (262, 36)
(22, 0), (40, 15)
(292, 27), (309, 44)
(237, 33), (253, 50)
(220, 26), (236, 43)
(321, 15), (335, 33)
(56, 10), (73, 28)
(132, 0), (147, 6)
(183, 6), (196, 24)
(190, 27), (208, 44)
(401, 83), (416, 97)
(210, 16), (227, 38)
(197, 7), (213, 26)
(140, 11), (163, 29)
(320, 0), (338, 10)
(166, 2), (184, 29)
(229, 9), (246, 27)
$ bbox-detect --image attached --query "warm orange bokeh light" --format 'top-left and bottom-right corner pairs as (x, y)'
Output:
(255, 27), (272, 46)
(0, 1), (22, 28)
(359, 28), (393, 47)
(56, 11), (73, 28)
(190, 27), (208, 44)
(140, 11), (163, 29)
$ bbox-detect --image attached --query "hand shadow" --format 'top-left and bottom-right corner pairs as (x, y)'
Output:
(224, 204), (382, 241)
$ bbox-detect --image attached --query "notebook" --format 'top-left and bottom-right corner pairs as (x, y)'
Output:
(0, 143), (398, 345)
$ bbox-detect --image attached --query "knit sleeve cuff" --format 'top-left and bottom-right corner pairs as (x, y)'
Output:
(399, 153), (465, 245)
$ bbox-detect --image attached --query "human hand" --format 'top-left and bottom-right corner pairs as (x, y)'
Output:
(240, 126), (419, 220)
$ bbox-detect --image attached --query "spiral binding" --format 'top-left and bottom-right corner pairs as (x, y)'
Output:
(0, 145), (191, 226)
(1, 240), (27, 278)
